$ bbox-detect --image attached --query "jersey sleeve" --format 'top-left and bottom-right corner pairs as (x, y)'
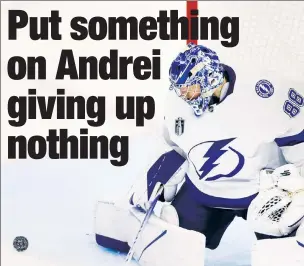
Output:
(128, 121), (186, 205)
(274, 103), (304, 168)
(274, 129), (304, 167)
(270, 84), (304, 168)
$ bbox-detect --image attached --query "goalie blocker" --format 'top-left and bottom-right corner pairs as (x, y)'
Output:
(94, 201), (206, 266)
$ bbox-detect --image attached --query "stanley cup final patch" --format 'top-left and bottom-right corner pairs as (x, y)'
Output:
(175, 117), (184, 136)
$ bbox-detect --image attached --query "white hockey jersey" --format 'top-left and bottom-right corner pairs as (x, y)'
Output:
(162, 65), (304, 209)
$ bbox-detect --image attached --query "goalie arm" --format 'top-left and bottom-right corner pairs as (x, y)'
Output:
(251, 121), (304, 232)
(273, 114), (304, 233)
(274, 116), (304, 172)
(248, 123), (304, 237)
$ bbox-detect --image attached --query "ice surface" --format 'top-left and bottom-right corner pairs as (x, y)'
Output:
(1, 138), (256, 266)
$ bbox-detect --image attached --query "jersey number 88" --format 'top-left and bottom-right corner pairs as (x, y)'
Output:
(283, 88), (304, 118)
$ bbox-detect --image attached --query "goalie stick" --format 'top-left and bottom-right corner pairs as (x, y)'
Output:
(125, 184), (164, 264)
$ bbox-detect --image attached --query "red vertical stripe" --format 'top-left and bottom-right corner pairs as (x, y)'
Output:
(187, 0), (198, 45)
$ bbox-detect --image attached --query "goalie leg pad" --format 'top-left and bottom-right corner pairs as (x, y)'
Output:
(95, 201), (206, 266)
(95, 201), (135, 252)
(129, 207), (206, 266)
(251, 237), (304, 266)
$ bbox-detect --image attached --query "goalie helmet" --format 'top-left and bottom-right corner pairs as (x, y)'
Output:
(247, 187), (293, 237)
(169, 43), (224, 116)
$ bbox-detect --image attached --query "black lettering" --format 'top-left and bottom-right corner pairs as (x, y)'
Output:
(87, 96), (106, 127)
(110, 136), (129, 166)
(152, 49), (161, 79)
(28, 136), (46, 159)
(8, 10), (28, 40)
(139, 17), (157, 40)
(7, 56), (27, 80)
(99, 50), (118, 80)
(8, 135), (27, 158)
(66, 96), (86, 119)
(79, 128), (88, 159)
(8, 96), (27, 127)
(47, 129), (60, 159)
(27, 56), (46, 79)
(79, 56), (98, 79)
(89, 17), (107, 40)
(108, 16), (138, 40)
(221, 17), (239, 48)
(116, 96), (135, 120)
(90, 135), (108, 159)
(136, 96), (155, 126)
(56, 50), (79, 79)
(133, 56), (151, 80)
(70, 16), (88, 40)
(59, 129), (78, 159)
(200, 17), (219, 40)
(157, 11), (170, 40)
(119, 56), (133, 79)
(170, 10), (188, 40)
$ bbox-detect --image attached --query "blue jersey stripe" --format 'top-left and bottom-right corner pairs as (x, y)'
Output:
(185, 175), (257, 209)
(275, 130), (304, 147)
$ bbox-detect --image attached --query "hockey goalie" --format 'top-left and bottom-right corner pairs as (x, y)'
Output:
(94, 43), (304, 266)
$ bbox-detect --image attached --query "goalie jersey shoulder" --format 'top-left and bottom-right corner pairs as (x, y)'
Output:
(237, 68), (304, 138)
(164, 69), (304, 142)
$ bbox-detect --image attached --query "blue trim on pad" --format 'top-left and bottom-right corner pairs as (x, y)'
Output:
(297, 241), (304, 248)
(288, 215), (304, 228)
(138, 230), (167, 261)
(96, 234), (130, 253)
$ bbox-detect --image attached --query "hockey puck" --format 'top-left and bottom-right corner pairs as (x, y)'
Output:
(13, 236), (28, 252)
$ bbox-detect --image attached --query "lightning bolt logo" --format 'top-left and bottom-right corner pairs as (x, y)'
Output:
(189, 138), (245, 181)
(259, 84), (270, 94)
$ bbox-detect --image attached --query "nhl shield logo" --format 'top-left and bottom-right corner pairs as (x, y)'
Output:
(175, 117), (184, 136)
(255, 80), (274, 98)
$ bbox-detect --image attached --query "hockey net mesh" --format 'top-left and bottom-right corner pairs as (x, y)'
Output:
(238, 2), (304, 73)
(201, 1), (304, 80)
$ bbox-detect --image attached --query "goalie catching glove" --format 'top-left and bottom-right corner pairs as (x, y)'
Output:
(248, 164), (304, 237)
